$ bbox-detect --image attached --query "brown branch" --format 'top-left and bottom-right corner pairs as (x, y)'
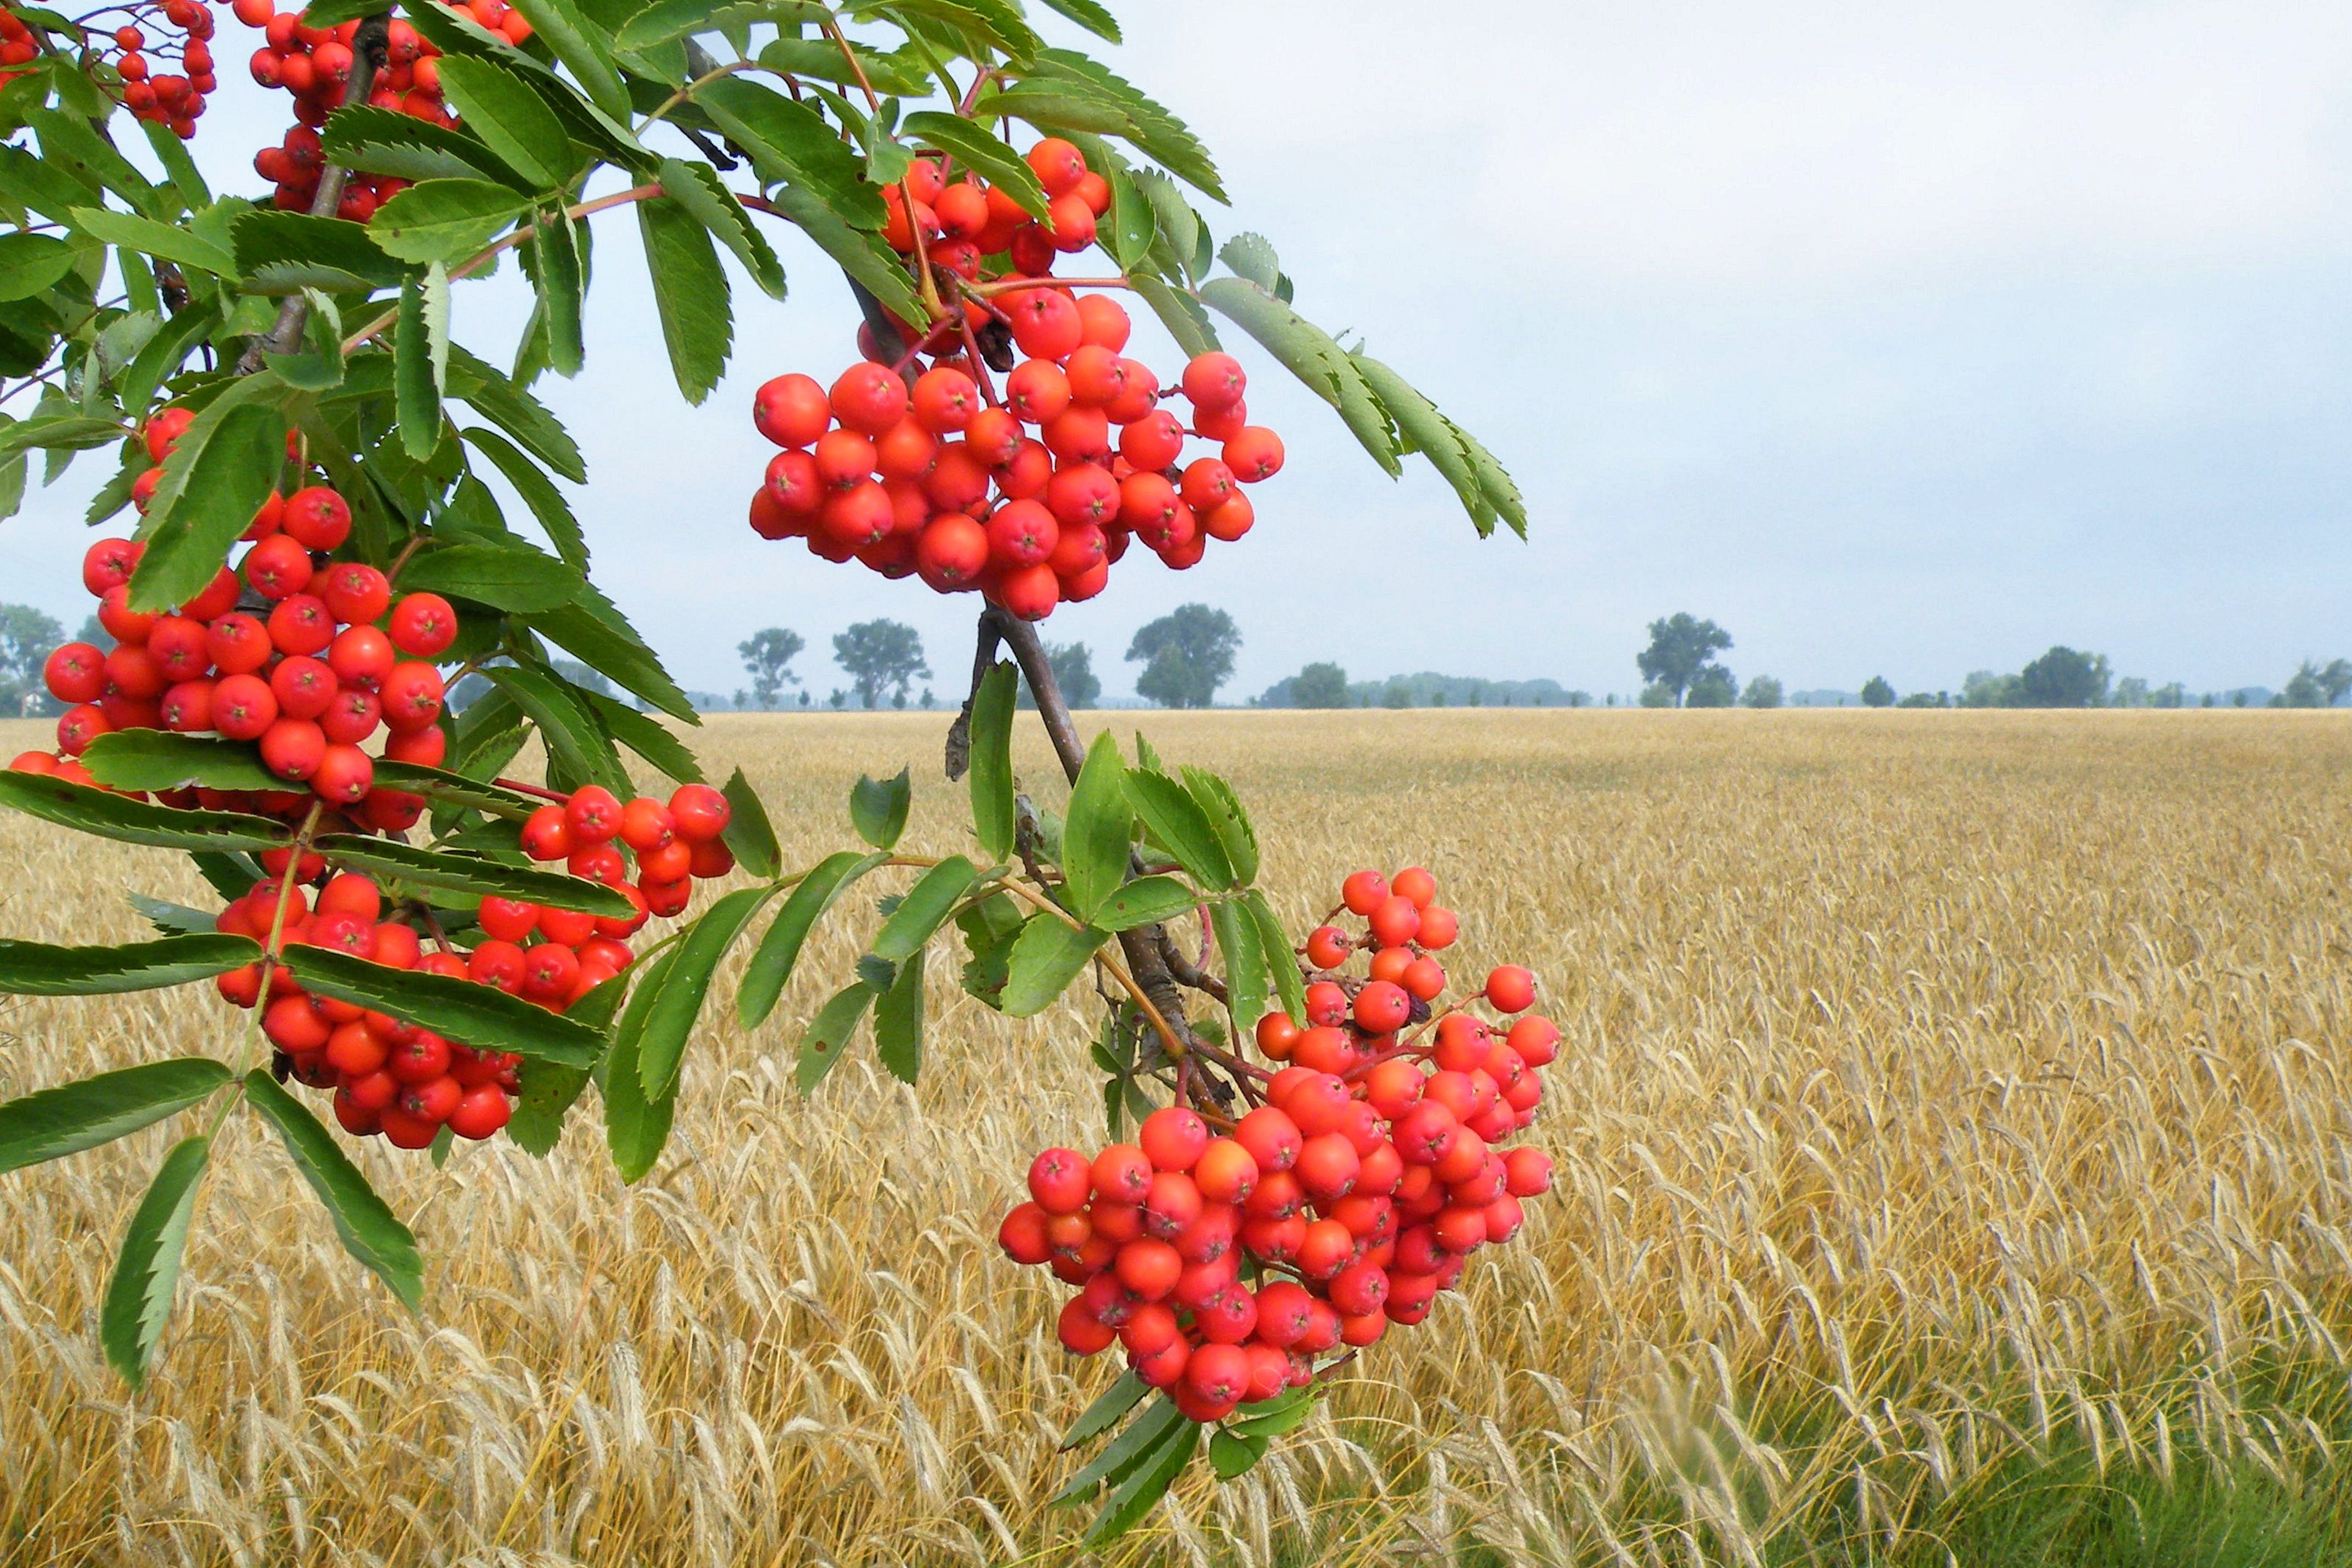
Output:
(238, 13), (390, 374)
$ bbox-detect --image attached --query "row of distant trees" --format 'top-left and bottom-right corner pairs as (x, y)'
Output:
(1630, 614), (2352, 711)
(729, 603), (1243, 712)
(9, 594), (2346, 718)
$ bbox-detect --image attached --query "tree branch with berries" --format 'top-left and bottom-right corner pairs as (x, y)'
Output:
(0, 0), (1538, 1542)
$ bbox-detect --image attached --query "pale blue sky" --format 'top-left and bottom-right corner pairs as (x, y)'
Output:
(6, 1), (2349, 702)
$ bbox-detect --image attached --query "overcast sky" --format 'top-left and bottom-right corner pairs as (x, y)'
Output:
(7, 1), (2349, 702)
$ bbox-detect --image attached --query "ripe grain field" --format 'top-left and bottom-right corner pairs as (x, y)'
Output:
(2, 709), (2350, 1567)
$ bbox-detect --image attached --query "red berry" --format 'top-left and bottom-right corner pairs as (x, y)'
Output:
(386, 592), (456, 657)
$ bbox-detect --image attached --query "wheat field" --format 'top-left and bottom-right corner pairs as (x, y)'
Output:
(1, 708), (2349, 1566)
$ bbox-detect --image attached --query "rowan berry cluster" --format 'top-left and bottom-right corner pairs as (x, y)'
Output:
(202, 778), (728, 1146)
(19, 413), (458, 821)
(999, 867), (1558, 1423)
(513, 778), (737, 920)
(229, 0), (496, 219)
(746, 139), (1282, 622)
(56, 0), (222, 135)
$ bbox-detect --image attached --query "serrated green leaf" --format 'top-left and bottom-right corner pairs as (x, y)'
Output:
(1061, 730), (1131, 920)
(871, 855), (976, 962)
(128, 380), (292, 613)
(0, 141), (104, 225)
(402, 540), (581, 611)
(369, 759), (542, 819)
(461, 424), (585, 567)
(284, 946), (608, 1068)
(503, 0), (630, 121)
(231, 209), (406, 292)
(1217, 232), (1279, 292)
(1210, 898), (1265, 1034)
(506, 1059), (591, 1156)
(1093, 875), (1196, 933)
(29, 107), (164, 219)
(849, 766), (911, 850)
(873, 946), (925, 1083)
(698, 78), (885, 230)
(520, 208), (586, 376)
(754, 34), (928, 95)
(448, 343), (585, 481)
(1026, 50), (1223, 201)
(739, 850), (888, 1027)
(372, 179), (527, 264)
(1102, 165), (1152, 271)
(1125, 769), (1235, 889)
(526, 603), (694, 720)
(1130, 272), (1218, 358)
(79, 732), (279, 792)
(433, 55), (577, 190)
(1085, 1418), (1199, 1544)
(128, 894), (220, 936)
(0, 936), (259, 999)
(1197, 276), (1401, 476)
(603, 948), (678, 1180)
(613, 0), (823, 48)
(1061, 1368), (1147, 1449)
(0, 770), (291, 852)
(1052, 1392), (1184, 1505)
(636, 197), (732, 405)
(313, 832), (636, 917)
(1245, 890), (1304, 1027)
(0, 1059), (233, 1172)
(795, 980), (877, 1092)
(322, 104), (521, 187)
(1208, 1428), (1266, 1478)
(968, 661), (1017, 862)
(659, 156), (785, 301)
(1224, 1384), (1317, 1438)
(755, 181), (922, 324)
(633, 885), (774, 1098)
(66, 208), (237, 279)
(900, 112), (1049, 220)
(1347, 351), (1520, 538)
(100, 1135), (210, 1389)
(481, 663), (628, 794)
(244, 1071), (423, 1310)
(393, 263), (450, 458)
(858, 0), (1037, 64)
(1001, 915), (1104, 1017)
(720, 766), (780, 879)
(1179, 765), (1257, 886)
(586, 690), (703, 782)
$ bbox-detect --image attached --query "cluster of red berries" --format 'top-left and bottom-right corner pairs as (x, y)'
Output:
(21, 415), (460, 820)
(745, 139), (1283, 622)
(0, 9), (37, 88)
(63, 0), (222, 136)
(998, 867), (1558, 1423)
(512, 778), (738, 922)
(204, 778), (728, 1146)
(228, 0), (498, 220)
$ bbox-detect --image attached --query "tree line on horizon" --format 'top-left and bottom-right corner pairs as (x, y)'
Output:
(8, 597), (2344, 718)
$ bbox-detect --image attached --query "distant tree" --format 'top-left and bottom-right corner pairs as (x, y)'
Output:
(1382, 679), (1413, 709)
(1741, 674), (1784, 709)
(1566, 690), (1593, 707)
(2231, 690), (2248, 708)
(0, 602), (65, 716)
(1286, 662), (1346, 705)
(1430, 687), (1448, 707)
(1635, 613), (1733, 706)
(2151, 682), (2187, 709)
(829, 689), (847, 709)
(1636, 682), (1676, 707)
(833, 620), (928, 709)
(1127, 604), (1240, 709)
(2111, 676), (2150, 709)
(1895, 690), (1946, 709)
(2283, 659), (2352, 708)
(1015, 642), (1100, 709)
(1860, 676), (1894, 708)
(1960, 669), (2019, 708)
(1686, 667), (1738, 707)
(921, 688), (937, 710)
(2017, 646), (2109, 707)
(1464, 682), (1483, 708)
(738, 628), (805, 709)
